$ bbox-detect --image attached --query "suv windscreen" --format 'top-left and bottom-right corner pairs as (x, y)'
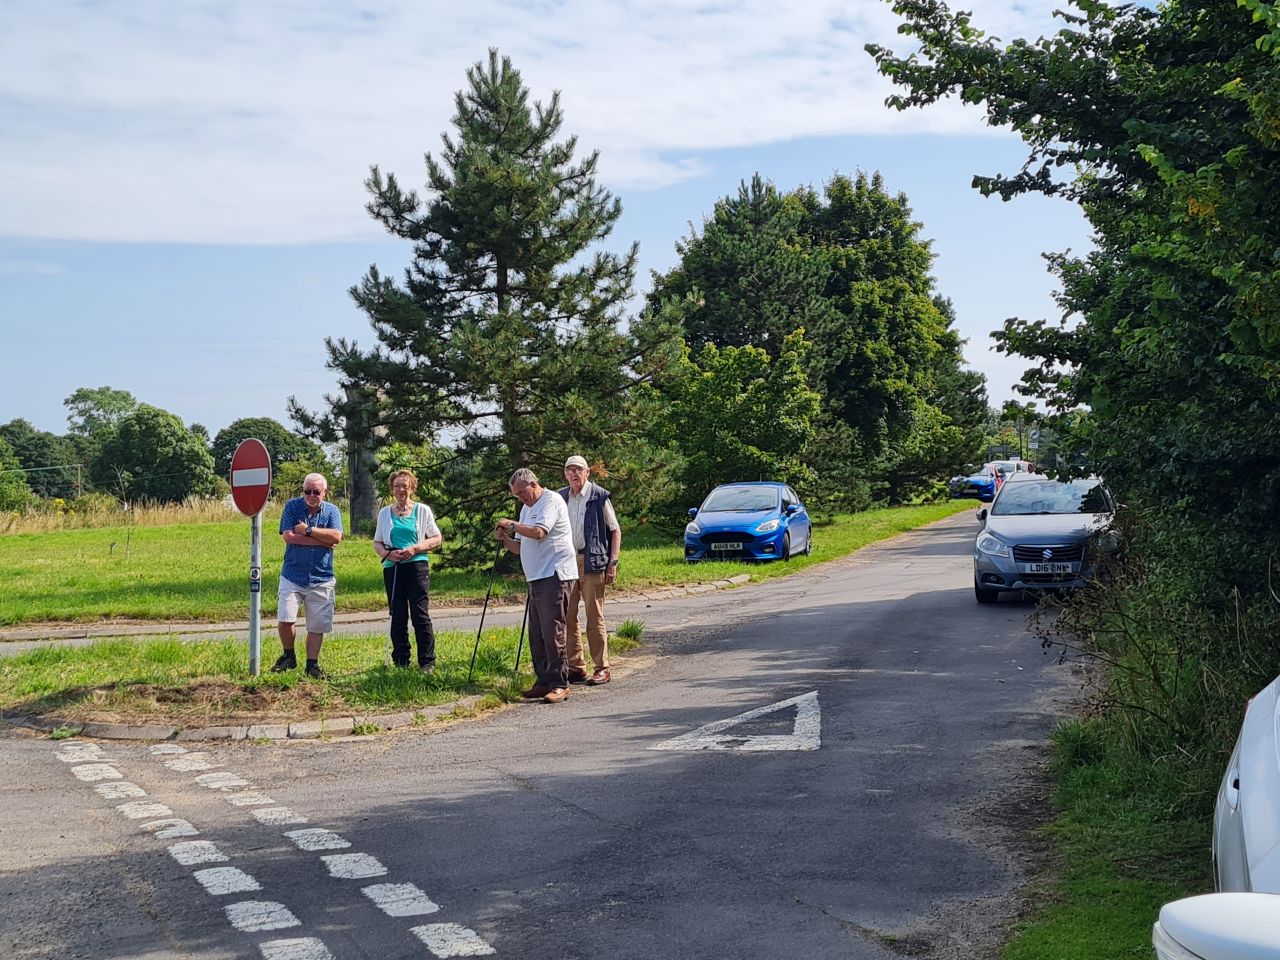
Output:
(992, 479), (1112, 516)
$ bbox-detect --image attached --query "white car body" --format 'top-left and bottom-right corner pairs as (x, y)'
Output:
(1153, 893), (1280, 959)
(1214, 675), (1280, 893)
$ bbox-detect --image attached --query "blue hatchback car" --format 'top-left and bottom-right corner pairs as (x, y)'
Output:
(684, 482), (812, 562)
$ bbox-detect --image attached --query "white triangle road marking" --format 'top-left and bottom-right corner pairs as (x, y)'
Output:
(651, 691), (821, 752)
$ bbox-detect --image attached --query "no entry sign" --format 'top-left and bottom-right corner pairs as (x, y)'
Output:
(230, 439), (271, 517)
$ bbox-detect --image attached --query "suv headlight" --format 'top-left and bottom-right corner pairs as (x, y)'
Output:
(756, 518), (781, 533)
(976, 533), (1011, 557)
(685, 521), (701, 535)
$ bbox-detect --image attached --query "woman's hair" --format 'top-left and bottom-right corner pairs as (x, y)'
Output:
(388, 469), (418, 494)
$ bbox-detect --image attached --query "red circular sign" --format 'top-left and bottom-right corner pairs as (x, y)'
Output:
(229, 439), (271, 516)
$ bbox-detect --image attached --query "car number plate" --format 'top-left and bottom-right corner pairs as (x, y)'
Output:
(710, 542), (742, 551)
(1019, 562), (1076, 574)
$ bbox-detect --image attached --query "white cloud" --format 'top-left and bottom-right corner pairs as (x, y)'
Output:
(1, 0), (1070, 244)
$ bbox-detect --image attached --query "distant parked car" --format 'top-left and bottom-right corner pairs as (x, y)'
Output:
(684, 482), (812, 563)
(1213, 673), (1280, 894)
(951, 459), (1033, 501)
(972, 475), (1118, 603)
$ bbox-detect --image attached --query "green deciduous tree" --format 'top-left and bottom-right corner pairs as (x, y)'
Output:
(64, 386), (137, 440)
(869, 0), (1280, 574)
(210, 417), (325, 477)
(0, 436), (34, 511)
(0, 419), (80, 499)
(649, 175), (832, 356)
(91, 404), (217, 502)
(648, 329), (821, 519)
(295, 49), (678, 559)
(651, 168), (987, 505)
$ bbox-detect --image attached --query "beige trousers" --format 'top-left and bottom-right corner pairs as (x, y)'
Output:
(566, 555), (609, 671)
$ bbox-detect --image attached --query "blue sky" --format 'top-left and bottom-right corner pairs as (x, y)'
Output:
(0, 1), (1092, 438)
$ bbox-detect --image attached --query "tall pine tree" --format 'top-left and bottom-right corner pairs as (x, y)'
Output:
(295, 51), (677, 557)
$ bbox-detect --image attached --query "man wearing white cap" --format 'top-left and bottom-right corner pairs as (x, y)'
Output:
(558, 455), (621, 685)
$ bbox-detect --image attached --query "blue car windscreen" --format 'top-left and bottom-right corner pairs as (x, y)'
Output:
(701, 487), (779, 512)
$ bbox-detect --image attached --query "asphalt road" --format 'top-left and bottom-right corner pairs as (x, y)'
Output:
(0, 513), (1071, 960)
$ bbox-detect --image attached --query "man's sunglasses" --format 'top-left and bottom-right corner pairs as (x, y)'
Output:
(303, 488), (324, 495)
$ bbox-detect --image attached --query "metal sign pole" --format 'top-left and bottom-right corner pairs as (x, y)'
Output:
(249, 512), (263, 676)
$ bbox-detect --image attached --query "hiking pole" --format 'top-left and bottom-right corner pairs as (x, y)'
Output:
(384, 556), (402, 668)
(511, 592), (530, 675)
(467, 545), (506, 683)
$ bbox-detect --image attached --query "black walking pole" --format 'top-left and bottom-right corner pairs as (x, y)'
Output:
(467, 545), (507, 683)
(384, 557), (402, 667)
(512, 592), (530, 675)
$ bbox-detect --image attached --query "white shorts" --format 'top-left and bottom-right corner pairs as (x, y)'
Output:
(277, 578), (336, 634)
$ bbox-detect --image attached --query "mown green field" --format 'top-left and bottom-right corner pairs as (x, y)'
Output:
(0, 500), (975, 626)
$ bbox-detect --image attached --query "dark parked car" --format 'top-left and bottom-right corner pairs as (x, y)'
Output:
(684, 482), (812, 563)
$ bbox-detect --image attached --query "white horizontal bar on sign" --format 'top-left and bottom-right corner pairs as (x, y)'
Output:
(232, 468), (270, 487)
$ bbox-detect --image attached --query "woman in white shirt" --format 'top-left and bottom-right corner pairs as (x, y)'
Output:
(373, 470), (443, 672)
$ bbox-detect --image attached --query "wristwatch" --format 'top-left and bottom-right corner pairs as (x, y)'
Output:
(608, 559), (618, 567)
(305, 524), (314, 537)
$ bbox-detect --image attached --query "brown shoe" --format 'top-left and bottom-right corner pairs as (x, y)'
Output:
(521, 685), (551, 700)
(542, 687), (571, 703)
(566, 668), (590, 684)
(587, 668), (611, 685)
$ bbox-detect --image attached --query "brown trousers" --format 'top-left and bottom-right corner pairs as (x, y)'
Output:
(527, 574), (573, 689)
(566, 555), (609, 671)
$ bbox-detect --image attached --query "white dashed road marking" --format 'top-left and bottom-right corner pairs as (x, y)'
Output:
(224, 901), (301, 933)
(193, 866), (263, 895)
(95, 781), (147, 799)
(56, 743), (497, 956)
(321, 853), (387, 879)
(117, 800), (174, 820)
(168, 841), (229, 865)
(72, 763), (123, 781)
(253, 807), (308, 826)
(259, 938), (335, 960)
(164, 754), (220, 772)
(411, 923), (497, 957)
(56, 745), (103, 762)
(284, 828), (351, 852)
(362, 883), (441, 917)
(195, 772), (251, 790)
(141, 818), (200, 839)
(225, 791), (275, 806)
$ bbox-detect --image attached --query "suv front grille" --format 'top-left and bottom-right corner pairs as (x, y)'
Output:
(1012, 543), (1085, 564)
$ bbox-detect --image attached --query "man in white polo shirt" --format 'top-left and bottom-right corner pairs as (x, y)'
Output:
(495, 467), (579, 703)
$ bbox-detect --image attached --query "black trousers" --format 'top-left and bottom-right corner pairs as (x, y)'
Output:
(384, 562), (435, 666)
(527, 574), (573, 689)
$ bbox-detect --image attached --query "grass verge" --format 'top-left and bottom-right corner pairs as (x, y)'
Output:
(0, 500), (974, 626)
(0, 624), (648, 726)
(1001, 718), (1211, 960)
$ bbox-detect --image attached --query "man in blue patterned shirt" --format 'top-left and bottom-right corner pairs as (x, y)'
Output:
(273, 473), (343, 679)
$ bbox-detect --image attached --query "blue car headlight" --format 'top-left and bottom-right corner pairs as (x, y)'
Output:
(976, 533), (1011, 557)
(685, 521), (701, 536)
(756, 518), (781, 534)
